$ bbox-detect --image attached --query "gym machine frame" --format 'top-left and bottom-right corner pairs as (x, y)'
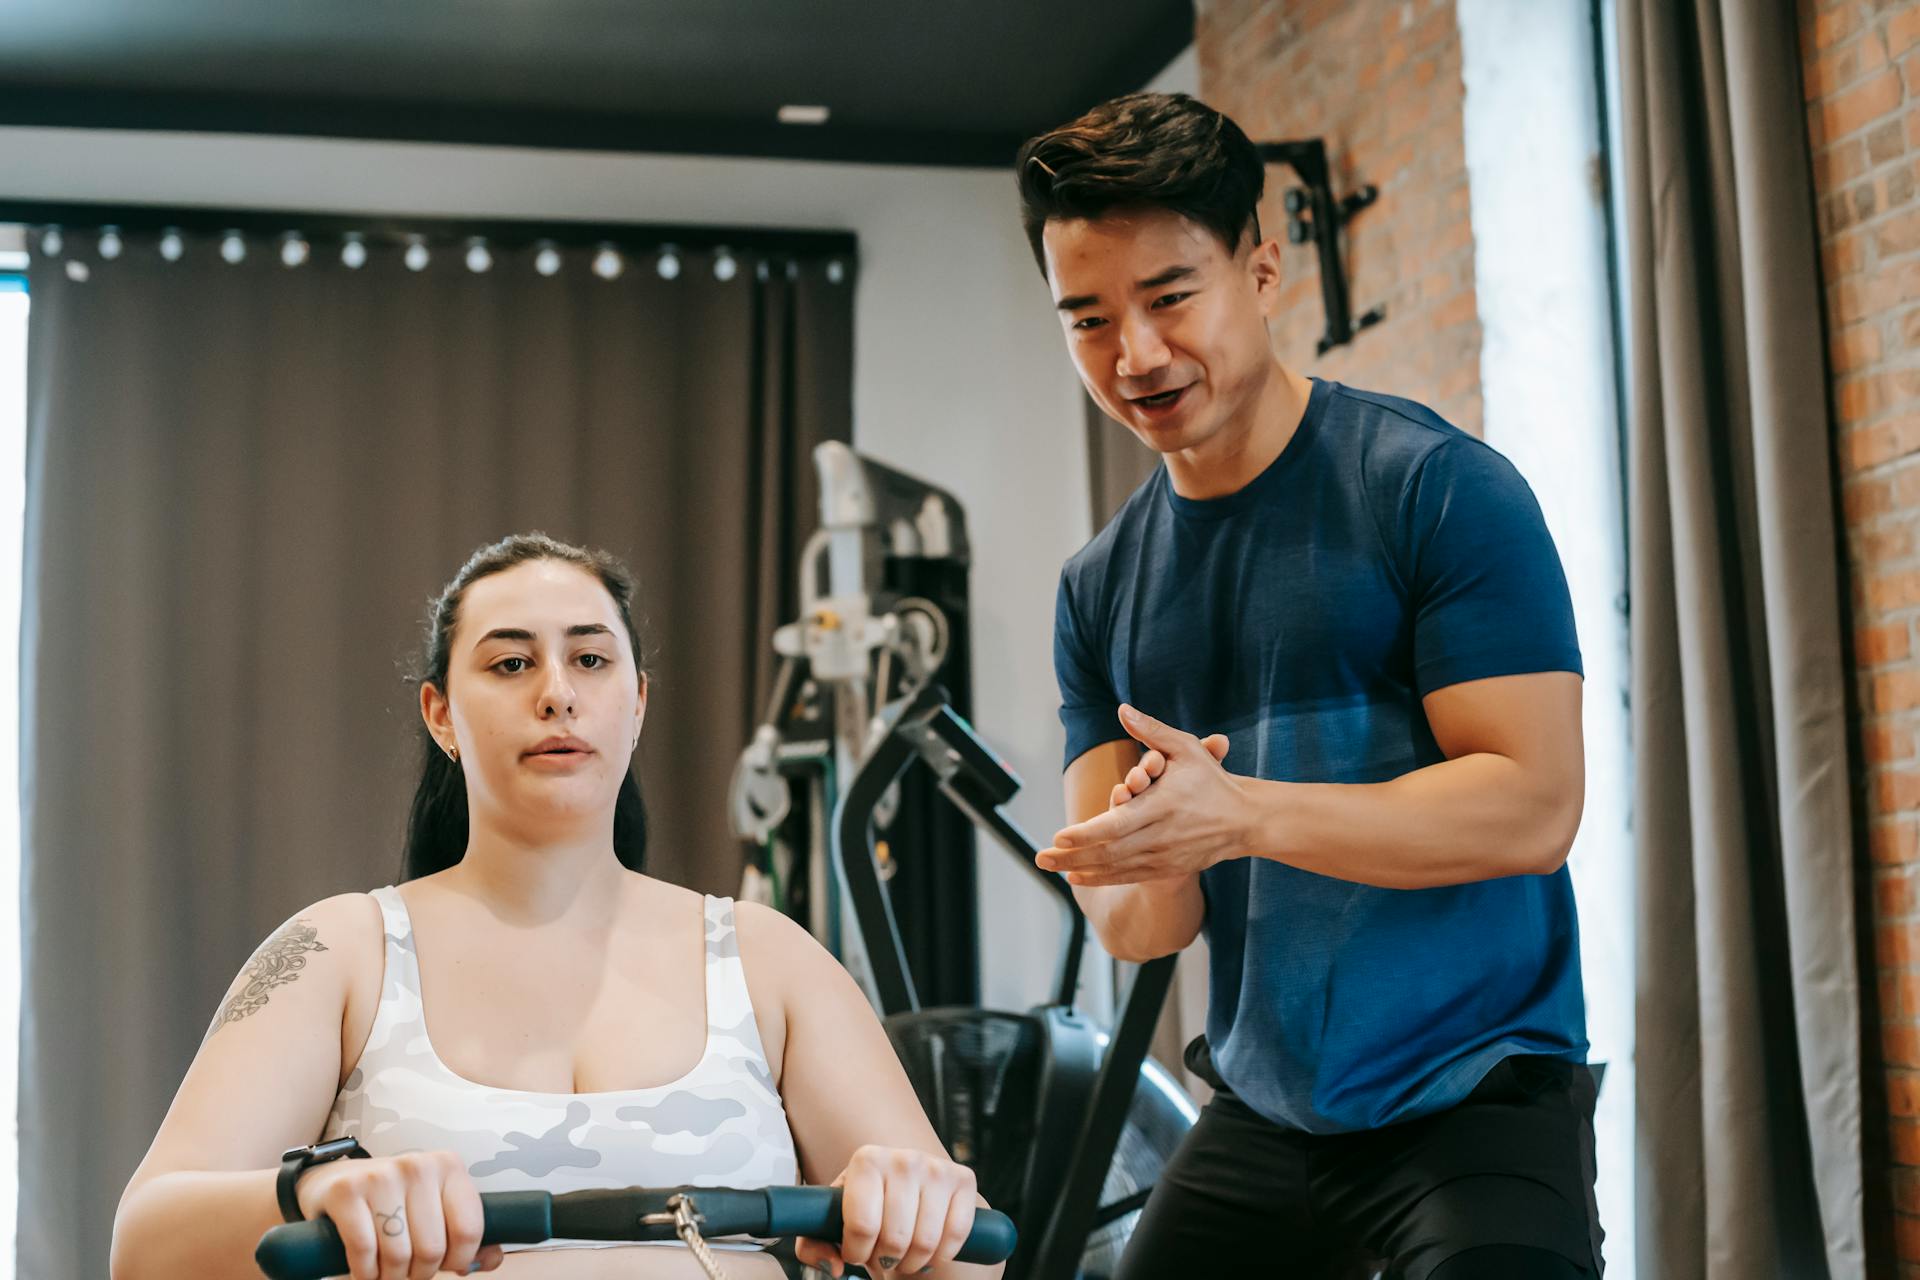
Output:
(833, 681), (1179, 1280)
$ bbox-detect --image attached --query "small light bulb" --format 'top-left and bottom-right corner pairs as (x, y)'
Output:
(827, 259), (845, 284)
(280, 235), (310, 268)
(97, 227), (123, 260)
(220, 232), (247, 265)
(158, 229), (184, 262)
(404, 239), (430, 272)
(341, 235), (368, 270)
(714, 249), (738, 282)
(465, 238), (492, 273)
(40, 227), (63, 257)
(535, 242), (562, 277)
(592, 245), (624, 280)
(64, 260), (90, 282)
(656, 246), (681, 280)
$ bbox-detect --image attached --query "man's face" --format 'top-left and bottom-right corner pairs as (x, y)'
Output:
(1043, 208), (1282, 456)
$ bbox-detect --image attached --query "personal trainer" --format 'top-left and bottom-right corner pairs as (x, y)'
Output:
(1020, 93), (1604, 1279)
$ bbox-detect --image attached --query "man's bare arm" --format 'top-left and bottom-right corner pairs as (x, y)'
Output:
(1060, 741), (1205, 961)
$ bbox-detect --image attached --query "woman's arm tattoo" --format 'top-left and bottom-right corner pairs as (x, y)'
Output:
(203, 918), (329, 1040)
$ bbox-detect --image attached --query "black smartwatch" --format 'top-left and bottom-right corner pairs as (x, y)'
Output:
(277, 1136), (370, 1222)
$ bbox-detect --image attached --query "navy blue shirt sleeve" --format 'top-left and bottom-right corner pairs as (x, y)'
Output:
(1054, 571), (1124, 768)
(1398, 437), (1584, 698)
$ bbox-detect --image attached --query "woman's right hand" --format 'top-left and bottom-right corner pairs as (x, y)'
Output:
(294, 1150), (504, 1280)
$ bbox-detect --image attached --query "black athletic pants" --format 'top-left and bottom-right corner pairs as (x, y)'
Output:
(1114, 1040), (1605, 1280)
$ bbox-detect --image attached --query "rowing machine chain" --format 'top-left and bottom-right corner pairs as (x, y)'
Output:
(640, 1194), (733, 1280)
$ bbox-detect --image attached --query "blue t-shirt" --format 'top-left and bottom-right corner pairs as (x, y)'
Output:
(1053, 378), (1588, 1134)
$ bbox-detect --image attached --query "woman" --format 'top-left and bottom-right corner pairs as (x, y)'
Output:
(111, 534), (1000, 1280)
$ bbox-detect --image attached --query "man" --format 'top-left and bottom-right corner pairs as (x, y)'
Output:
(1019, 93), (1603, 1279)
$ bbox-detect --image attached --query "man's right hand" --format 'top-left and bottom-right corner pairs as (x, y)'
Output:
(1109, 733), (1230, 809)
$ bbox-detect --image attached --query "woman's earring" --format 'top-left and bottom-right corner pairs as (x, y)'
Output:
(447, 744), (459, 763)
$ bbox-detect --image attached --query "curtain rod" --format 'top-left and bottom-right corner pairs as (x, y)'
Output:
(0, 199), (857, 258)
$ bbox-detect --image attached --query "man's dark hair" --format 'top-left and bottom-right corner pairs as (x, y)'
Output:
(1015, 92), (1266, 276)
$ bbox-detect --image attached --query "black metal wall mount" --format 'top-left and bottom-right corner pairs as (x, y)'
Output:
(1258, 139), (1385, 354)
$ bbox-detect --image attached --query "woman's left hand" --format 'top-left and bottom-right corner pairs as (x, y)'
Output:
(793, 1145), (979, 1278)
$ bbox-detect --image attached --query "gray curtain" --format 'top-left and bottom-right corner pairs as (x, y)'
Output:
(1618, 1), (1865, 1275)
(18, 229), (852, 1278)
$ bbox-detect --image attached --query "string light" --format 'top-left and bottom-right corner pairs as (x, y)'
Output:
(534, 241), (562, 277)
(713, 247), (738, 282)
(592, 244), (624, 280)
(464, 237), (492, 273)
(280, 233), (310, 268)
(220, 231), (247, 265)
(40, 227), (63, 257)
(97, 227), (123, 260)
(827, 259), (845, 284)
(64, 260), (89, 282)
(404, 237), (430, 272)
(656, 245), (681, 280)
(158, 229), (185, 262)
(341, 233), (368, 270)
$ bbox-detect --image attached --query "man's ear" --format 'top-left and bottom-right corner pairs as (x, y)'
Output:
(1247, 235), (1284, 314)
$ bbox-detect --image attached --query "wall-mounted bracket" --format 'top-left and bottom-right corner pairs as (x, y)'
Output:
(1258, 139), (1385, 354)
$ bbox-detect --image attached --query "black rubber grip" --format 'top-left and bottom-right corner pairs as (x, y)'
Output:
(763, 1186), (1017, 1265)
(254, 1190), (550, 1280)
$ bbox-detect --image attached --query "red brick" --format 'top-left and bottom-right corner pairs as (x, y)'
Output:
(1894, 1071), (1920, 1117)
(1853, 414), (1920, 470)
(1885, 868), (1920, 920)
(1870, 722), (1920, 765)
(1815, 3), (1866, 51)
(1834, 319), (1885, 372)
(1875, 817), (1920, 866)
(1817, 137), (1872, 192)
(1895, 6), (1920, 60)
(1886, 1023), (1920, 1068)
(1826, 69), (1906, 140)
(1879, 769), (1920, 816)
(1898, 1205), (1920, 1253)
(1864, 523), (1918, 564)
(1808, 31), (1890, 100)
(1882, 208), (1920, 259)
(1826, 227), (1869, 279)
(1876, 669), (1920, 713)
(1849, 473), (1897, 520)
(1898, 1167), (1920, 1216)
(1867, 568), (1920, 613)
(1862, 622), (1914, 666)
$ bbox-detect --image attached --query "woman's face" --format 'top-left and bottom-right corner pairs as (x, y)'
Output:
(422, 559), (645, 834)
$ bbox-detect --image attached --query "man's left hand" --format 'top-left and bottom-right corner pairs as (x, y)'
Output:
(1038, 704), (1253, 886)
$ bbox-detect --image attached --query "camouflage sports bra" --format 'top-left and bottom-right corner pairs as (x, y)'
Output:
(320, 886), (800, 1252)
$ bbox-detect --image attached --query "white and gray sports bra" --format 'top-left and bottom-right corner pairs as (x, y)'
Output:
(320, 886), (800, 1252)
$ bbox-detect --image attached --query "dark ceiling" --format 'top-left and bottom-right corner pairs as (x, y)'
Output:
(0, 1), (1195, 168)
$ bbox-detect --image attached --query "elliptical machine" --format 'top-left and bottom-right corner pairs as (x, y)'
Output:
(729, 443), (1195, 1279)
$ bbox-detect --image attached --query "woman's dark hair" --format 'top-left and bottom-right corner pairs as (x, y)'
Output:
(1014, 92), (1265, 275)
(399, 532), (650, 882)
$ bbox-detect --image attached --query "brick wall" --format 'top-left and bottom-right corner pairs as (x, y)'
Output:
(1803, 0), (1920, 1270)
(1194, 0), (1482, 434)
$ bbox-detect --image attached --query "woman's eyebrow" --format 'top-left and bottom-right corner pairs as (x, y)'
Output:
(472, 623), (614, 650)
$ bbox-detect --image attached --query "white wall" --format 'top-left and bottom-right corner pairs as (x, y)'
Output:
(0, 124), (1092, 1011)
(1457, 3), (1634, 1274)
